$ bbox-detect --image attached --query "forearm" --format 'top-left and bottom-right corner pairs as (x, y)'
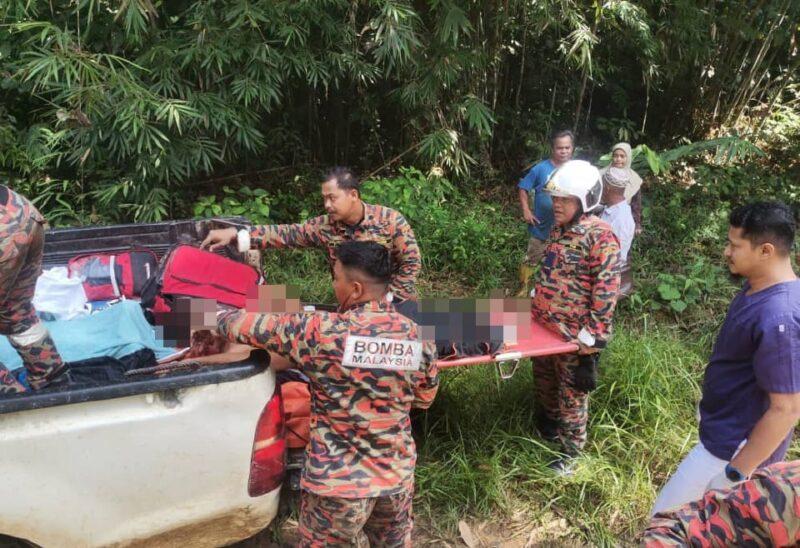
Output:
(217, 310), (272, 349)
(412, 351), (439, 409)
(587, 279), (620, 345)
(518, 188), (531, 214)
(587, 240), (621, 344)
(391, 223), (422, 300)
(731, 406), (800, 475)
(249, 219), (321, 250)
(390, 258), (421, 301)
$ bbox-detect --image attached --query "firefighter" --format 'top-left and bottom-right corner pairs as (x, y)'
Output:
(643, 459), (800, 546)
(0, 185), (68, 394)
(530, 160), (621, 473)
(215, 241), (438, 547)
(202, 167), (421, 303)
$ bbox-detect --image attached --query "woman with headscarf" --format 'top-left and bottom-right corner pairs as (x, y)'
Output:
(600, 143), (643, 233)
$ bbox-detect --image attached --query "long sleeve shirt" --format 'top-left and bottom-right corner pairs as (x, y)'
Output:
(600, 201), (635, 264)
(218, 299), (438, 498)
(531, 214), (621, 347)
(248, 203), (421, 301)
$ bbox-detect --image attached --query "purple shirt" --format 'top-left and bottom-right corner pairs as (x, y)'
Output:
(699, 280), (800, 465)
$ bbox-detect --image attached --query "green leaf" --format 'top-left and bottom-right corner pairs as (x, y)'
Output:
(657, 283), (681, 301)
(670, 300), (688, 313)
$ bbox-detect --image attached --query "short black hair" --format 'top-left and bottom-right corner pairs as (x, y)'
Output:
(335, 241), (392, 286)
(550, 129), (575, 146)
(324, 166), (360, 193)
(729, 201), (796, 255)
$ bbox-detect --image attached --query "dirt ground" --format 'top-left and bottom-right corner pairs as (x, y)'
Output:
(233, 508), (581, 547)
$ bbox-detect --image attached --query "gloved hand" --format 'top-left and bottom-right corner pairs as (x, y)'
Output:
(572, 353), (599, 392)
(706, 470), (742, 493)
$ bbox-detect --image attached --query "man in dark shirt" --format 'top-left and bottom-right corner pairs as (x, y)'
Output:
(651, 201), (800, 514)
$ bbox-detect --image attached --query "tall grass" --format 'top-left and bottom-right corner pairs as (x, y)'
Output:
(414, 328), (705, 543)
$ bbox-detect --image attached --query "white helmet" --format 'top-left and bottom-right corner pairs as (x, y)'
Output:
(544, 160), (603, 212)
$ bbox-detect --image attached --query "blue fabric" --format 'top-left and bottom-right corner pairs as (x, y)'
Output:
(699, 280), (800, 465)
(0, 300), (175, 369)
(517, 159), (557, 240)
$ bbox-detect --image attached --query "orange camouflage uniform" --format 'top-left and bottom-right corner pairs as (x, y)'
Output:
(0, 186), (65, 393)
(249, 203), (421, 301)
(644, 460), (800, 547)
(218, 299), (438, 547)
(531, 213), (620, 454)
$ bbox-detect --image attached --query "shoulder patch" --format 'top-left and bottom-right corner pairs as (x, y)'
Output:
(342, 335), (423, 371)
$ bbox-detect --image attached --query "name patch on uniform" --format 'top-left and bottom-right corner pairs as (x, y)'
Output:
(342, 336), (423, 371)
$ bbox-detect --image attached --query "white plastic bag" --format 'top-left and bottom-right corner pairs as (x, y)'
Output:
(33, 267), (89, 320)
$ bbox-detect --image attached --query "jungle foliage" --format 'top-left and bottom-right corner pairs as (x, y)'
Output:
(1, 0), (798, 221)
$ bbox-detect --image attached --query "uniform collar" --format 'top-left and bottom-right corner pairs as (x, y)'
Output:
(341, 298), (393, 314)
(557, 213), (594, 237)
(338, 202), (374, 230)
(0, 185), (7, 206)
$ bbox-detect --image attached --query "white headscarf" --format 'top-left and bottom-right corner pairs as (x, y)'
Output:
(600, 142), (643, 202)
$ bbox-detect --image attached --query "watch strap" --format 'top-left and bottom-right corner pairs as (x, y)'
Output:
(725, 463), (745, 482)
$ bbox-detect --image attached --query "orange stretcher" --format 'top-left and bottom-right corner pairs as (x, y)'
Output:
(435, 318), (578, 378)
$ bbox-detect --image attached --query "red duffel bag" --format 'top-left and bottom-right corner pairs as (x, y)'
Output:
(68, 249), (158, 301)
(141, 244), (263, 313)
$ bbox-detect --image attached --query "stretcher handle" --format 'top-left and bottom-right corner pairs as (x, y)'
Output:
(495, 351), (523, 380)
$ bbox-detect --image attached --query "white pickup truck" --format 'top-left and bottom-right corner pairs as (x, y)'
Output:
(0, 220), (286, 548)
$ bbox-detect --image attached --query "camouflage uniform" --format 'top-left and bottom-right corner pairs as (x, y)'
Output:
(299, 489), (413, 547)
(643, 460), (800, 547)
(531, 213), (620, 454)
(217, 299), (438, 546)
(0, 185), (65, 393)
(249, 203), (421, 301)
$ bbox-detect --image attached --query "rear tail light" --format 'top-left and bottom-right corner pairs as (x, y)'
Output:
(248, 388), (286, 497)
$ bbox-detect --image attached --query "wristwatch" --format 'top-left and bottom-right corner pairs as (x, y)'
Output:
(725, 463), (746, 482)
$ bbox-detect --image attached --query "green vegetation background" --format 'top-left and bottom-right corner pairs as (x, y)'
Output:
(2, 0), (800, 543)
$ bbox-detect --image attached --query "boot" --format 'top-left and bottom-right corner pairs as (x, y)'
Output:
(9, 332), (67, 390)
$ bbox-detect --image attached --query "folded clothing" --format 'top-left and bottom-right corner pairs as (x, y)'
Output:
(15, 348), (157, 389)
(0, 300), (176, 369)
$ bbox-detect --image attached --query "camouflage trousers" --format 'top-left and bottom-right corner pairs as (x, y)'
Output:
(298, 489), (413, 548)
(533, 353), (588, 455)
(0, 190), (65, 394)
(643, 460), (800, 547)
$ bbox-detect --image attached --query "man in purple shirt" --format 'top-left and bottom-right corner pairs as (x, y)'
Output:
(651, 201), (800, 515)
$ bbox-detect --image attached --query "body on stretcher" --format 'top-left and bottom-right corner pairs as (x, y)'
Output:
(435, 317), (578, 375)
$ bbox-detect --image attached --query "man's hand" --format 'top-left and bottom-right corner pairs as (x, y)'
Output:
(201, 227), (238, 251)
(577, 343), (600, 355)
(523, 210), (540, 225)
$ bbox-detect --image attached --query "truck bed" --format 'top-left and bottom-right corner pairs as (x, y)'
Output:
(0, 217), (264, 414)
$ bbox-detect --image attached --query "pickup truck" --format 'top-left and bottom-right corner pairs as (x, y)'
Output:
(0, 220), (285, 548)
(0, 218), (577, 547)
